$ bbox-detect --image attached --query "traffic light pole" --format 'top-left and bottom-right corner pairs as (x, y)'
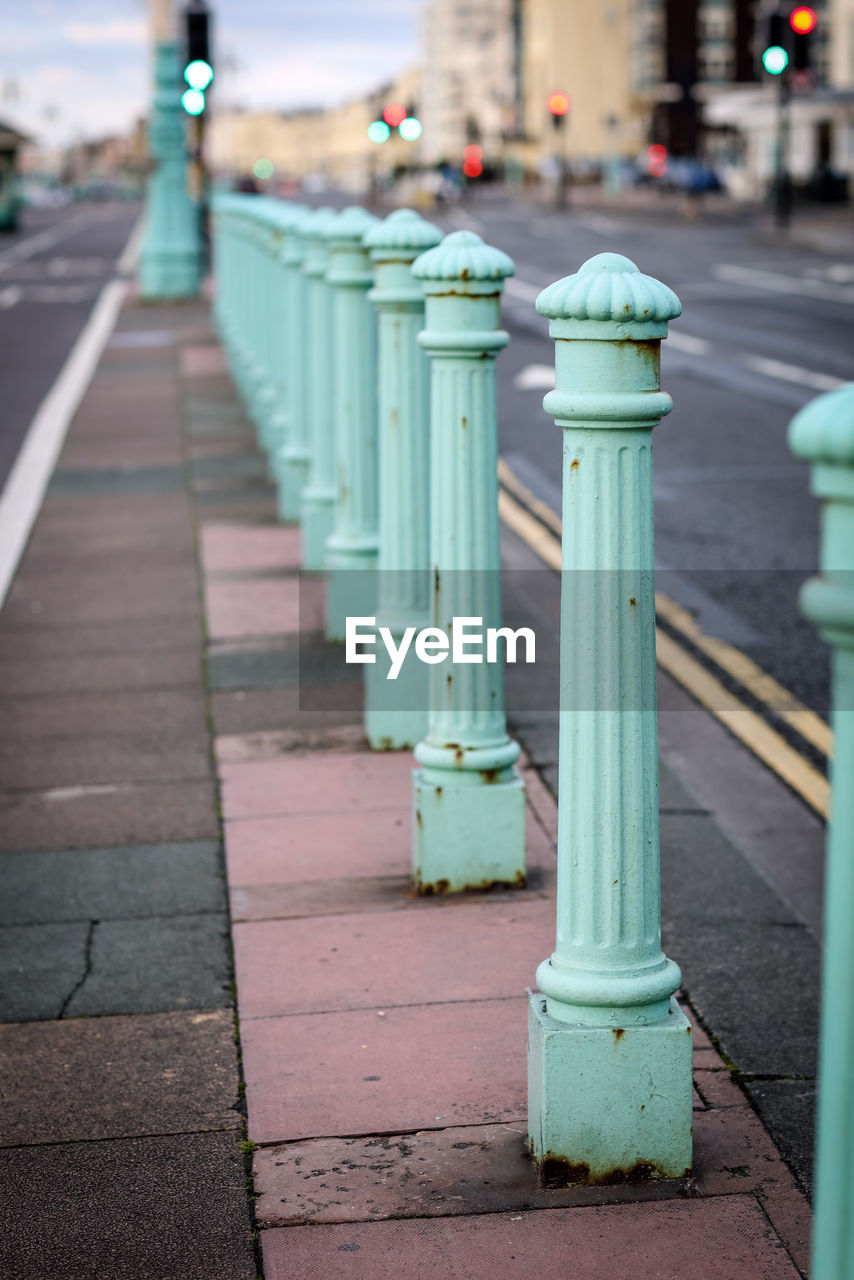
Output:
(774, 72), (792, 230)
(138, 38), (202, 300)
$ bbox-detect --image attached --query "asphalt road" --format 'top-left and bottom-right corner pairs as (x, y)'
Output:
(0, 201), (141, 488)
(443, 194), (853, 724)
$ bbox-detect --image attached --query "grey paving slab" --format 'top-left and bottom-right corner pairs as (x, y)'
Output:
(211, 688), (362, 735)
(0, 733), (210, 790)
(663, 915), (820, 1079)
(47, 465), (186, 495)
(64, 913), (231, 1017)
(0, 617), (202, 659)
(3, 567), (201, 625)
(0, 1131), (256, 1280)
(0, 650), (202, 696)
(0, 780), (219, 851)
(744, 1079), (816, 1196)
(189, 453), (268, 480)
(0, 1009), (241, 1146)
(0, 841), (224, 925)
(0, 922), (88, 1021)
(0, 688), (208, 740)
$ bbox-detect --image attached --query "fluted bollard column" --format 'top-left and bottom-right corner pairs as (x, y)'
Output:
(528, 253), (692, 1185)
(138, 40), (201, 300)
(789, 384), (854, 1280)
(362, 209), (443, 749)
(256, 206), (285, 463)
(324, 206), (380, 641)
(276, 206), (312, 521)
(410, 230), (526, 894)
(300, 207), (339, 571)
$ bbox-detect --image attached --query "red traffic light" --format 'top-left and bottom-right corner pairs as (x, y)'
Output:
(547, 91), (569, 116)
(463, 143), (482, 161)
(462, 157), (483, 178)
(383, 102), (407, 127)
(647, 144), (667, 177)
(790, 6), (816, 33)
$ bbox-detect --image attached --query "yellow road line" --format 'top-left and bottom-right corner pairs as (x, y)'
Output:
(497, 468), (831, 816)
(654, 591), (832, 758)
(656, 630), (829, 818)
(497, 457), (562, 537)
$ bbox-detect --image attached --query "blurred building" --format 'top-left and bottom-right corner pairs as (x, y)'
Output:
(703, 0), (854, 200)
(419, 0), (516, 164)
(514, 0), (643, 176)
(208, 68), (422, 193)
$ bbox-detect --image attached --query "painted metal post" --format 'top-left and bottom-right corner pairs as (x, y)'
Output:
(324, 206), (380, 641)
(362, 209), (443, 750)
(138, 40), (202, 301)
(528, 252), (692, 1184)
(276, 207), (312, 521)
(410, 229), (526, 894)
(789, 384), (854, 1280)
(300, 207), (339, 571)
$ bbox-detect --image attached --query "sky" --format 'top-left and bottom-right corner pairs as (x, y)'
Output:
(0, 0), (422, 148)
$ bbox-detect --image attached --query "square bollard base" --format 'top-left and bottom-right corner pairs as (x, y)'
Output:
(364, 643), (429, 750)
(527, 993), (693, 1185)
(325, 563), (377, 644)
(413, 768), (526, 894)
(300, 493), (335, 573)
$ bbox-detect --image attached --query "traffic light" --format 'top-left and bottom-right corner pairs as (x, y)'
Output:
(182, 2), (213, 115)
(547, 91), (570, 129)
(382, 103), (406, 128)
(762, 12), (788, 75)
(367, 118), (391, 144)
(790, 6), (817, 72)
(462, 144), (483, 178)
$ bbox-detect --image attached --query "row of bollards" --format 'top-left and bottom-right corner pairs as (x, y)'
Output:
(211, 193), (854, 1265)
(211, 190), (692, 1186)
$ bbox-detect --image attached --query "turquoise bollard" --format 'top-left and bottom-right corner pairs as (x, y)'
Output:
(410, 229), (526, 894)
(789, 383), (854, 1280)
(276, 206), (313, 521)
(138, 41), (202, 301)
(528, 253), (692, 1184)
(300, 207), (339, 572)
(323, 206), (380, 641)
(362, 209), (443, 750)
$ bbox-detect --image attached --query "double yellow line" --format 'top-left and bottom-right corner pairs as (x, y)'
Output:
(497, 458), (831, 819)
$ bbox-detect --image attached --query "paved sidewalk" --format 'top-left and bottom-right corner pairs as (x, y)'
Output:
(1, 296), (816, 1277)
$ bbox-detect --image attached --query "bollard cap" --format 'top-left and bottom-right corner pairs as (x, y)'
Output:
(301, 205), (338, 240)
(324, 205), (379, 245)
(364, 208), (443, 261)
(789, 383), (854, 468)
(412, 229), (514, 288)
(536, 252), (680, 338)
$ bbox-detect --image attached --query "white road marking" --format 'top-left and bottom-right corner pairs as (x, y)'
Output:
(0, 286), (21, 309)
(0, 210), (102, 274)
(574, 213), (625, 236)
(0, 217), (137, 609)
(713, 262), (854, 304)
(116, 212), (145, 274)
(742, 355), (846, 393)
(666, 330), (710, 355)
(446, 208), (485, 234)
(504, 277), (542, 303)
(513, 363), (555, 390)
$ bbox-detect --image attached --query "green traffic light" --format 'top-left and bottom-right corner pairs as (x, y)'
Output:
(762, 45), (789, 74)
(367, 120), (391, 144)
(184, 59), (214, 91)
(181, 87), (206, 115)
